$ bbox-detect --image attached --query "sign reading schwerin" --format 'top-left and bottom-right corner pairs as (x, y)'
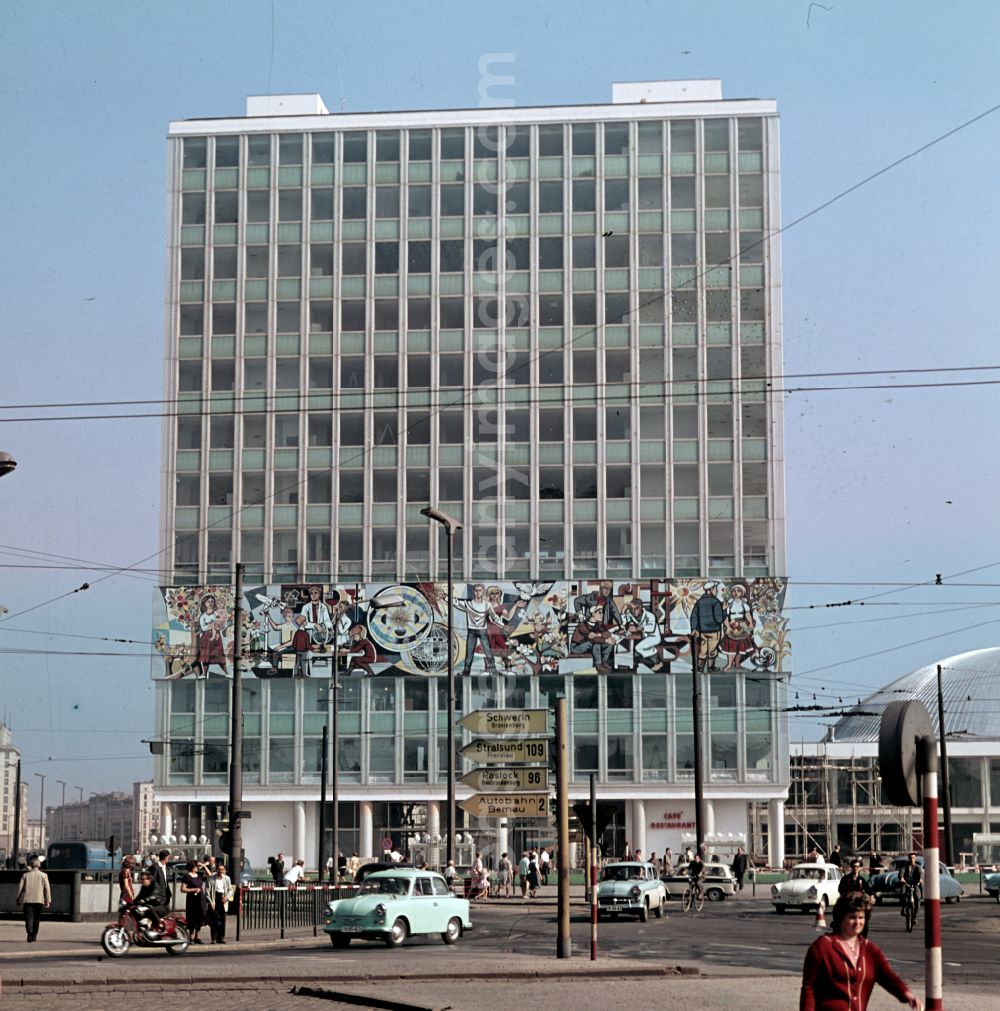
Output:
(458, 709), (548, 735)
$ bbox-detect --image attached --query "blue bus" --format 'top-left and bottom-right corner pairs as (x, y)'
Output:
(46, 841), (122, 870)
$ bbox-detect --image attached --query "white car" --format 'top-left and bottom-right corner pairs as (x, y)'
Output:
(597, 862), (668, 921)
(662, 863), (738, 901)
(772, 863), (842, 914)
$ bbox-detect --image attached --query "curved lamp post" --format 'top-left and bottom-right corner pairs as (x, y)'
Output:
(0, 453), (16, 478)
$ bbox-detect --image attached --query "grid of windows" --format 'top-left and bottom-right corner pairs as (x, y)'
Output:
(170, 114), (780, 584)
(163, 672), (780, 788)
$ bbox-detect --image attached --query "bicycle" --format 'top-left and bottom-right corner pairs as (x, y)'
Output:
(681, 878), (705, 913)
(900, 883), (918, 933)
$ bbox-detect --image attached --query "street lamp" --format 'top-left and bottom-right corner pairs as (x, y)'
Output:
(56, 780), (67, 841)
(33, 773), (45, 852)
(421, 506), (462, 868)
(76, 787), (84, 840)
(0, 452), (16, 478)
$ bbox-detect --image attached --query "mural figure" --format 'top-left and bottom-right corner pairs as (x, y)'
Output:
(454, 583), (499, 676)
(569, 605), (615, 672)
(290, 614), (313, 678)
(623, 597), (664, 671)
(300, 584), (333, 639)
(720, 584), (755, 670)
(342, 624), (376, 676)
(689, 580), (725, 672)
(573, 579), (623, 628)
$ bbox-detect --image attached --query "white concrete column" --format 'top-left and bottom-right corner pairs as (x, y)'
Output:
(768, 798), (785, 870)
(360, 801), (374, 860)
(704, 799), (715, 837)
(498, 818), (509, 861)
(160, 804), (173, 844)
(427, 801), (440, 838)
(632, 799), (647, 858)
(293, 801), (306, 862)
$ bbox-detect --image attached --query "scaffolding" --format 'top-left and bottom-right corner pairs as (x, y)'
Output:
(782, 745), (916, 861)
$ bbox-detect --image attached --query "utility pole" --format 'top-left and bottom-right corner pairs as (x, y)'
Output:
(590, 770), (598, 960)
(555, 696), (571, 958)
(56, 780), (67, 841)
(76, 786), (84, 839)
(936, 664), (954, 867)
(11, 760), (22, 867)
(34, 773), (45, 853)
(228, 563), (245, 882)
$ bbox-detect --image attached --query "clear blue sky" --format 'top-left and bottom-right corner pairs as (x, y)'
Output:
(1, 0), (998, 802)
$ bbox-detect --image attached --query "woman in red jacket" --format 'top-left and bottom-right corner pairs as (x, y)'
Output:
(800, 893), (922, 1011)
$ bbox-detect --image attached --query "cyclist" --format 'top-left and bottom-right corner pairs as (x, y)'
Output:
(687, 850), (705, 898)
(898, 852), (922, 919)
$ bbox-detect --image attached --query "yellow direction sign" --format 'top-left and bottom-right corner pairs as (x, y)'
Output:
(461, 766), (548, 792)
(460, 738), (549, 765)
(458, 709), (548, 735)
(458, 793), (549, 818)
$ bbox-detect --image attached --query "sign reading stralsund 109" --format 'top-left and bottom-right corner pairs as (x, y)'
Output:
(458, 709), (548, 735)
(461, 738), (549, 765)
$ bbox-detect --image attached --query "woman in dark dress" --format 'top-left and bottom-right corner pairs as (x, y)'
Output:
(180, 860), (206, 943)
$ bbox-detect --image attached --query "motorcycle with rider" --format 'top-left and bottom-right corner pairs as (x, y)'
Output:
(101, 867), (190, 956)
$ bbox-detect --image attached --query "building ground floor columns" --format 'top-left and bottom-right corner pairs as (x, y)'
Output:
(150, 788), (789, 872)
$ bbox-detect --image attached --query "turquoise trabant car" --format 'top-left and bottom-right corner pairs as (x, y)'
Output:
(597, 861), (667, 921)
(324, 868), (473, 947)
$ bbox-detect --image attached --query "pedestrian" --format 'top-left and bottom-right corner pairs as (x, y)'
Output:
(731, 846), (749, 891)
(663, 848), (674, 875)
(337, 851), (348, 882)
(800, 893), (922, 1011)
(180, 860), (207, 943)
(270, 852), (286, 883)
(539, 846), (551, 885)
(119, 855), (136, 905)
(828, 844), (843, 869)
(498, 851), (513, 897)
(868, 851), (883, 874)
(684, 845), (693, 863)
(518, 851), (530, 898)
(444, 859), (457, 892)
(634, 848), (643, 864)
(283, 858), (306, 886)
(207, 861), (232, 944)
(471, 853), (489, 900)
(347, 851), (361, 881)
(527, 851), (541, 897)
(15, 856), (51, 943)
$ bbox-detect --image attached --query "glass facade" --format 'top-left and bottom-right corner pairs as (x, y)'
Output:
(168, 110), (781, 585)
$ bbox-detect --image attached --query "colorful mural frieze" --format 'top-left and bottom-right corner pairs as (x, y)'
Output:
(152, 578), (789, 680)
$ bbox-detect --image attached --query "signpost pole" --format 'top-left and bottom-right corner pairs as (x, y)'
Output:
(332, 645), (339, 880)
(918, 735), (943, 1011)
(228, 562), (244, 919)
(446, 524), (456, 869)
(590, 770), (597, 961)
(691, 634), (706, 859)
(556, 697), (571, 959)
(318, 722), (328, 881)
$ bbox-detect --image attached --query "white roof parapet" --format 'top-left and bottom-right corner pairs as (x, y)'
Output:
(612, 79), (723, 103)
(246, 94), (330, 117)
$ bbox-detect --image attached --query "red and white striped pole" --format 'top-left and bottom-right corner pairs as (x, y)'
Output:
(919, 736), (943, 1010)
(590, 839), (598, 960)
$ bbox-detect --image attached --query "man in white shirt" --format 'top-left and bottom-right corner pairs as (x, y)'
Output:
(283, 859), (306, 886)
(454, 583), (498, 676)
(539, 847), (551, 885)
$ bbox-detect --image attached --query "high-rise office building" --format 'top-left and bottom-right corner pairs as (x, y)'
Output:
(152, 81), (791, 868)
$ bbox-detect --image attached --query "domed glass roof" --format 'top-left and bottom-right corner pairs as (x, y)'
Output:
(831, 648), (1000, 743)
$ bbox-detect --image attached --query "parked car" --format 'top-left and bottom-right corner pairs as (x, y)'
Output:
(983, 870), (1000, 902)
(597, 861), (667, 921)
(353, 860), (413, 884)
(771, 863), (842, 914)
(661, 862), (738, 901)
(323, 868), (472, 947)
(870, 856), (964, 904)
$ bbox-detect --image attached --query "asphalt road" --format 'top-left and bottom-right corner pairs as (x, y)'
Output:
(1, 893), (998, 1002)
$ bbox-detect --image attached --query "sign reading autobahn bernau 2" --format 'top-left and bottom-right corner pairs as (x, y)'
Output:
(458, 794), (548, 819)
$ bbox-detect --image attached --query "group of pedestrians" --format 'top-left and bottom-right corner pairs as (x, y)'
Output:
(179, 858), (233, 943)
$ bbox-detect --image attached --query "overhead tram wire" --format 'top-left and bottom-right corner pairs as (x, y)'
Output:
(4, 98), (999, 625)
(2, 362), (1000, 416)
(3, 374), (1000, 426)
